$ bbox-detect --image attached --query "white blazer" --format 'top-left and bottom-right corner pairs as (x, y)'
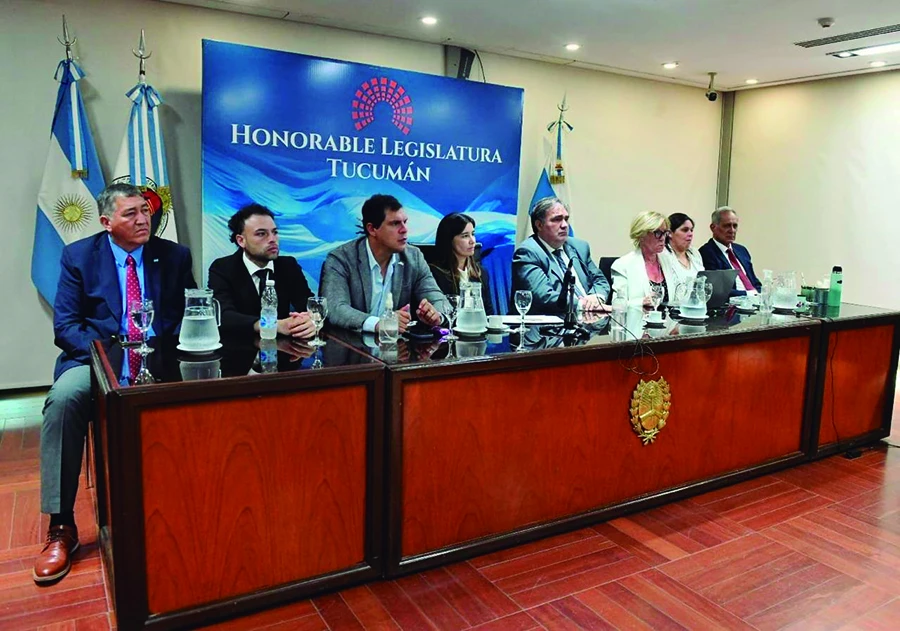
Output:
(611, 250), (680, 307)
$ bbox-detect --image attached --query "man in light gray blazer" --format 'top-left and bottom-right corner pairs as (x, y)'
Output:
(512, 196), (610, 314)
(321, 194), (448, 333)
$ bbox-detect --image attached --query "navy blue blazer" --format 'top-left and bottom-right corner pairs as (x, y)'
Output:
(698, 238), (762, 296)
(52, 232), (196, 380)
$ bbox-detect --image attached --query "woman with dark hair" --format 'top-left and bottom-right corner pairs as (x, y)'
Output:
(430, 213), (494, 314)
(663, 212), (704, 293)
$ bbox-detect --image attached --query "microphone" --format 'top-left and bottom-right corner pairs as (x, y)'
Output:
(556, 256), (575, 312)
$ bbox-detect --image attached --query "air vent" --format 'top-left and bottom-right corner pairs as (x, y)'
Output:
(795, 24), (900, 48)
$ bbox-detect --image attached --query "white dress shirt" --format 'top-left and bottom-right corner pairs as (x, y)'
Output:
(242, 252), (275, 294)
(362, 240), (398, 333)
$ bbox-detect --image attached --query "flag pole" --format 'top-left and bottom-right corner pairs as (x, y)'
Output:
(547, 94), (573, 185)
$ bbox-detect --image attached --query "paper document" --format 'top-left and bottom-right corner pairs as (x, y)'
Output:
(500, 315), (564, 325)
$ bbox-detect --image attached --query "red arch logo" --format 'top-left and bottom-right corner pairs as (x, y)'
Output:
(351, 77), (414, 135)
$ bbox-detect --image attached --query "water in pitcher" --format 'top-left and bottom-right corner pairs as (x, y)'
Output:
(180, 309), (220, 349)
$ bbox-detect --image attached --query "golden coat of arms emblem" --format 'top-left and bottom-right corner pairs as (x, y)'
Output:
(629, 377), (671, 444)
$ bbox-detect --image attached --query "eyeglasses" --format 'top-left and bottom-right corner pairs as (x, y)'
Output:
(652, 229), (671, 239)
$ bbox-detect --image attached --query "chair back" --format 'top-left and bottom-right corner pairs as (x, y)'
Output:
(598, 257), (618, 285)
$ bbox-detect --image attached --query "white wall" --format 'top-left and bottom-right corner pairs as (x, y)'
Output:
(0, 0), (720, 389)
(729, 70), (900, 308)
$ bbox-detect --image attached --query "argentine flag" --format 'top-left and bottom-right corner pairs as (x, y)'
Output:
(113, 82), (178, 242)
(31, 59), (106, 306)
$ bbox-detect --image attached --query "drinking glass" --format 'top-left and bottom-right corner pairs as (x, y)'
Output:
(513, 290), (532, 334)
(133, 355), (155, 385)
(444, 295), (459, 341)
(307, 297), (328, 347)
(310, 347), (323, 370)
(129, 299), (155, 356)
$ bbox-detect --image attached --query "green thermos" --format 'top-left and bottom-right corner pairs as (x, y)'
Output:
(827, 266), (842, 307)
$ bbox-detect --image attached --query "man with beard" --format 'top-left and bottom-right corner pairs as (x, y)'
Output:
(208, 204), (316, 338)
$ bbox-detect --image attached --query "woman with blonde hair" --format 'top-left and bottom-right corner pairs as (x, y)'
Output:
(611, 211), (678, 308)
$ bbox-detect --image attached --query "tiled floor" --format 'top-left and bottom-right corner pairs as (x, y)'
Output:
(1, 389), (899, 630)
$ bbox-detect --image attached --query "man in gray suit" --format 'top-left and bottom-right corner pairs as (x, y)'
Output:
(321, 194), (448, 333)
(512, 196), (610, 314)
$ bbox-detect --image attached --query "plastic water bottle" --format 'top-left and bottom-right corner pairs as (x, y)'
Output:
(378, 291), (399, 344)
(827, 266), (842, 307)
(260, 278), (278, 340)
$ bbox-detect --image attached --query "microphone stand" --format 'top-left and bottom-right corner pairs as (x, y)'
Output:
(564, 280), (577, 329)
(560, 258), (584, 343)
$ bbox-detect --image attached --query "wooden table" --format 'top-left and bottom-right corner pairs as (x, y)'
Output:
(91, 304), (898, 629)
(332, 305), (898, 577)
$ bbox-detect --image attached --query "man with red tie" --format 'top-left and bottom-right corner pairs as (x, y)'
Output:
(698, 206), (762, 297)
(33, 183), (195, 584)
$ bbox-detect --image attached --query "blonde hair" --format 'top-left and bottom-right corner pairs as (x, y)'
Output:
(629, 211), (670, 248)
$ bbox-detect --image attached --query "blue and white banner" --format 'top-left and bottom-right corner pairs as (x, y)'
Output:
(202, 40), (523, 313)
(113, 82), (178, 241)
(32, 59), (106, 306)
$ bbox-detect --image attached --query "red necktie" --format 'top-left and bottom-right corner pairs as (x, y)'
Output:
(726, 247), (755, 291)
(125, 255), (142, 380)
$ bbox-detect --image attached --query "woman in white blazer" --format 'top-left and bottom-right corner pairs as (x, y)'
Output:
(611, 211), (679, 308)
(662, 213), (704, 298)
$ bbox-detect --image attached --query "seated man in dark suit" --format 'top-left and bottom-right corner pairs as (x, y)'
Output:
(698, 206), (762, 296)
(34, 183), (196, 584)
(511, 196), (610, 314)
(208, 204), (316, 339)
(320, 194), (448, 334)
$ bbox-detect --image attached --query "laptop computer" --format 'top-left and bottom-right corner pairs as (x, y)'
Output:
(697, 269), (738, 309)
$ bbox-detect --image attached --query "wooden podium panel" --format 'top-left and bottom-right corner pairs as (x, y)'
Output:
(818, 325), (895, 447)
(140, 387), (368, 614)
(398, 335), (811, 559)
(91, 339), (384, 631)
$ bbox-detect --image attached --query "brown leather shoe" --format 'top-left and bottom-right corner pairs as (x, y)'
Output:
(33, 525), (80, 583)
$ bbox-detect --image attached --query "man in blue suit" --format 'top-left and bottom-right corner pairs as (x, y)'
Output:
(34, 183), (195, 584)
(698, 206), (762, 297)
(511, 196), (610, 314)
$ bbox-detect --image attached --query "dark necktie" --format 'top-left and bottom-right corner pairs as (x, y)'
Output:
(552, 249), (567, 275)
(254, 269), (269, 298)
(727, 247), (755, 291)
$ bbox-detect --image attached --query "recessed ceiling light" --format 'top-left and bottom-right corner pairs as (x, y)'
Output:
(662, 62), (679, 70)
(831, 41), (900, 58)
(420, 16), (438, 26)
(745, 78), (759, 85)
(870, 60), (887, 68)
(565, 43), (581, 51)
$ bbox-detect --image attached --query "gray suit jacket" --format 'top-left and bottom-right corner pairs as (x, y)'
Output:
(320, 237), (450, 330)
(511, 235), (610, 314)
